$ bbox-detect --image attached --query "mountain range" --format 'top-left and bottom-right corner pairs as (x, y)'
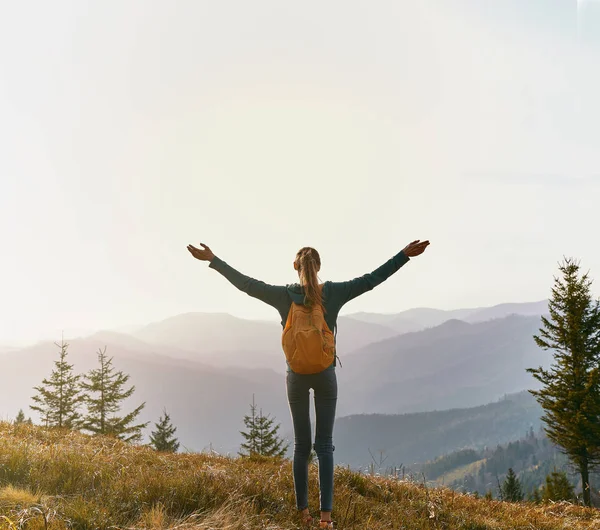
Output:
(0, 300), (551, 458)
(346, 300), (549, 333)
(329, 390), (543, 471)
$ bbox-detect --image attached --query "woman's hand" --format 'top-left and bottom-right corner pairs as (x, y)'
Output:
(403, 240), (430, 257)
(187, 243), (216, 262)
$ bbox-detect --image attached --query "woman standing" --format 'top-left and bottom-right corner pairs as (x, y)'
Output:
(187, 239), (430, 528)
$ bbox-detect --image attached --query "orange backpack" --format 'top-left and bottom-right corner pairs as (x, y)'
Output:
(282, 284), (336, 374)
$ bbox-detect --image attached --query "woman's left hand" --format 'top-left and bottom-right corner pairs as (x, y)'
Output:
(187, 243), (216, 262)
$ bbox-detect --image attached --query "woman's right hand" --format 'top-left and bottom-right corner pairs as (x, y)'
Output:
(403, 240), (430, 257)
(187, 243), (216, 262)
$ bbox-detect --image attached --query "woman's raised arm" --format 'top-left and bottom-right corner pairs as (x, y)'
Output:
(187, 243), (288, 309)
(328, 240), (430, 306)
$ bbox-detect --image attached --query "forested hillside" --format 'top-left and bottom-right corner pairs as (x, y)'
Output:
(419, 429), (600, 501)
(329, 391), (542, 470)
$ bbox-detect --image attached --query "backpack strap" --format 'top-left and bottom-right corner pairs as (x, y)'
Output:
(333, 323), (342, 368)
(320, 283), (342, 369)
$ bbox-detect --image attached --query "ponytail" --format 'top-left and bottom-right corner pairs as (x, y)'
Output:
(295, 247), (325, 312)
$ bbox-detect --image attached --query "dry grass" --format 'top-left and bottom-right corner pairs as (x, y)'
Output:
(1, 421), (599, 529)
(0, 486), (40, 509)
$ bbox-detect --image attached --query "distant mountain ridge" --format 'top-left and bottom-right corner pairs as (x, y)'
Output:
(336, 314), (551, 416)
(344, 299), (549, 334)
(312, 391), (543, 471)
(0, 300), (552, 455)
(128, 312), (400, 371)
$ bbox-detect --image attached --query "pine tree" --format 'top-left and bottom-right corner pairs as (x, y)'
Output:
(527, 258), (600, 506)
(541, 469), (575, 502)
(501, 468), (524, 502)
(239, 394), (288, 457)
(239, 394), (259, 456)
(14, 409), (26, 424)
(80, 347), (148, 443)
(255, 408), (288, 457)
(484, 490), (493, 501)
(149, 408), (180, 453)
(528, 488), (542, 504)
(30, 338), (82, 429)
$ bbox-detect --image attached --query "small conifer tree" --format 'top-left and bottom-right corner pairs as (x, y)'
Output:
(80, 346), (148, 442)
(239, 394), (288, 457)
(149, 408), (180, 453)
(30, 338), (82, 428)
(14, 409), (26, 424)
(528, 488), (542, 504)
(501, 468), (524, 502)
(541, 469), (575, 502)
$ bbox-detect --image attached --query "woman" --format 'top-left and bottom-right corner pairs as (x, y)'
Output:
(187, 239), (430, 528)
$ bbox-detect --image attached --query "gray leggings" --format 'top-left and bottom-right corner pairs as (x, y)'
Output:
(286, 364), (337, 513)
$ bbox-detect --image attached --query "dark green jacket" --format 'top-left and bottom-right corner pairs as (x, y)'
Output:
(208, 249), (410, 362)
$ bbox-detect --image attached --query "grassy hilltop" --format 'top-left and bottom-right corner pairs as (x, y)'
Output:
(0, 422), (599, 529)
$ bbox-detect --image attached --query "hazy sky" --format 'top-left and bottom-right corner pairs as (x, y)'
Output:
(1, 1), (598, 345)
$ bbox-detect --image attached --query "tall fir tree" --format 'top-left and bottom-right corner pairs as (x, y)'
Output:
(541, 469), (576, 502)
(80, 346), (148, 443)
(30, 338), (82, 429)
(239, 394), (288, 457)
(501, 468), (524, 502)
(527, 257), (600, 506)
(149, 408), (180, 453)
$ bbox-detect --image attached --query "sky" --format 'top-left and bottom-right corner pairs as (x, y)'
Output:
(0, 1), (598, 345)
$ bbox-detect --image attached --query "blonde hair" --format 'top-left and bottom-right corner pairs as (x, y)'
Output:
(295, 247), (325, 312)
